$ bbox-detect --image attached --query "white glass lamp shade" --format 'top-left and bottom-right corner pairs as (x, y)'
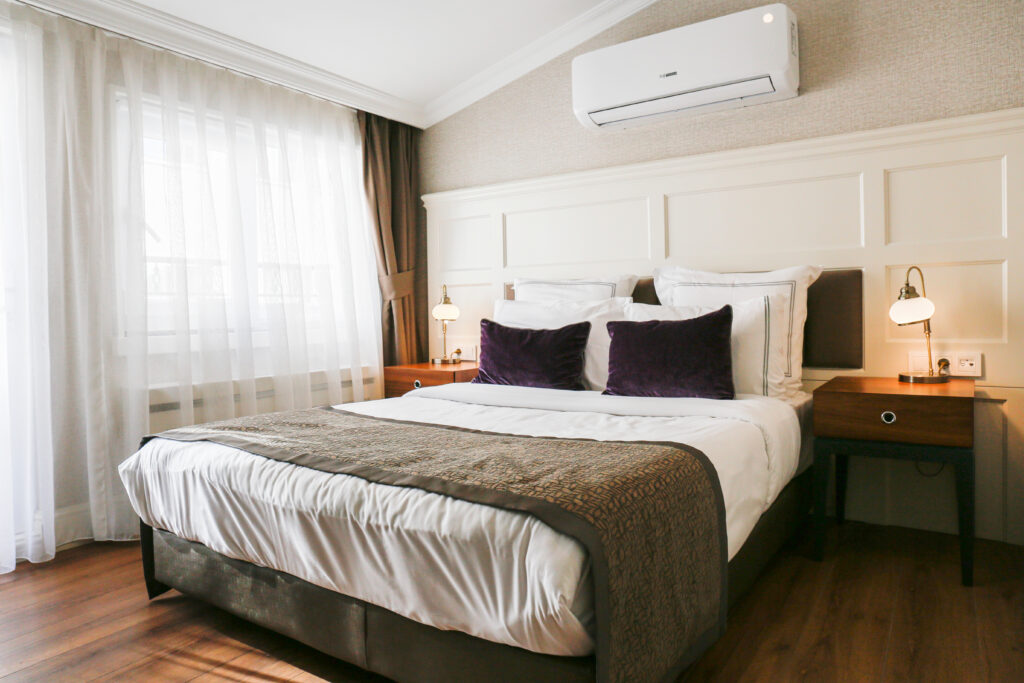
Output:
(889, 296), (935, 326)
(431, 302), (460, 322)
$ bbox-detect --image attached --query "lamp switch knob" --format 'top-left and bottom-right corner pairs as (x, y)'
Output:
(881, 411), (896, 424)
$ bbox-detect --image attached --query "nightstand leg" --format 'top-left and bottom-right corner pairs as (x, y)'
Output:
(835, 454), (849, 524)
(813, 444), (831, 561)
(954, 454), (975, 586)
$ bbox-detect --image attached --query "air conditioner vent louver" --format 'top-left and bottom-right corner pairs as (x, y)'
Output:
(589, 76), (775, 127)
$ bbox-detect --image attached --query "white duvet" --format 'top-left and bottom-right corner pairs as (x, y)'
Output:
(119, 383), (802, 657)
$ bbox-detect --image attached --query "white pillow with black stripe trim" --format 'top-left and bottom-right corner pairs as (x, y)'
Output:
(512, 275), (638, 303)
(653, 265), (822, 397)
(625, 296), (787, 397)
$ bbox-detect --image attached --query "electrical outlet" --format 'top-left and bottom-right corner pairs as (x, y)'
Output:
(907, 351), (954, 376)
(953, 351), (982, 377)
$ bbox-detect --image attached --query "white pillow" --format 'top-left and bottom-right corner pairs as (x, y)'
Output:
(653, 265), (822, 396)
(626, 297), (788, 397)
(492, 297), (631, 391)
(513, 275), (638, 303)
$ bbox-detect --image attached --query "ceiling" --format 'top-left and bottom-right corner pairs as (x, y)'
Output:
(29, 0), (658, 128)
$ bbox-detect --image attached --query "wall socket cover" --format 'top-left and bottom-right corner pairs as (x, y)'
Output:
(953, 351), (982, 377)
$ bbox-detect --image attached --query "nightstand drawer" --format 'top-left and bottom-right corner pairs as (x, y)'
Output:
(814, 391), (973, 448)
(385, 370), (453, 397)
(383, 363), (479, 398)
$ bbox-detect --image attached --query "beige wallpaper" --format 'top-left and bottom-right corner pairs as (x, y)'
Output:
(420, 0), (1024, 194)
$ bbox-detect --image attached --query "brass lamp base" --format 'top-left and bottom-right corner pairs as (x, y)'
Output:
(431, 358), (461, 365)
(898, 371), (950, 384)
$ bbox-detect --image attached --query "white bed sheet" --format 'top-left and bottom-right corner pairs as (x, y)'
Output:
(119, 383), (802, 658)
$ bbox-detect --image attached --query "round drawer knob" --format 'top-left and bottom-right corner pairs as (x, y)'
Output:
(881, 410), (896, 424)
(413, 379), (422, 389)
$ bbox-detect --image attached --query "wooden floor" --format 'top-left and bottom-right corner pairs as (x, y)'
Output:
(1, 523), (1021, 682)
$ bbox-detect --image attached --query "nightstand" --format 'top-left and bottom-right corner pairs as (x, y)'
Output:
(812, 377), (976, 585)
(384, 362), (479, 398)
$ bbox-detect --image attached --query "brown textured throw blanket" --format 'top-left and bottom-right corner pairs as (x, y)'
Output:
(147, 407), (727, 683)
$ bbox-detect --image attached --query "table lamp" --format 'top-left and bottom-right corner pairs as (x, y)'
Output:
(431, 284), (460, 364)
(889, 265), (949, 383)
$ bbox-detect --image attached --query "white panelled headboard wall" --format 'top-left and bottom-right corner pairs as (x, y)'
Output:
(423, 107), (1024, 546)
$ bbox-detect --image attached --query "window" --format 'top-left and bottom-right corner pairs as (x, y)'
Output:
(113, 92), (380, 389)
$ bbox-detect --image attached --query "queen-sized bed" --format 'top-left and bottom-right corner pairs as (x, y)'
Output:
(119, 269), (862, 683)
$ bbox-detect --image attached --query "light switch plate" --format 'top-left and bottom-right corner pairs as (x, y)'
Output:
(907, 351), (931, 373)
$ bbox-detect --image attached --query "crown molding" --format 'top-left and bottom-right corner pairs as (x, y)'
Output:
(17, 0), (427, 127)
(16, 0), (656, 129)
(421, 0), (658, 128)
(422, 107), (1024, 206)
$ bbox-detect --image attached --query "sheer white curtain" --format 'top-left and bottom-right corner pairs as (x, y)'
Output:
(0, 2), (382, 571)
(0, 7), (54, 573)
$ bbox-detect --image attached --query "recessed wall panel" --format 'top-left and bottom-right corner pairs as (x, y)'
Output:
(886, 157), (1004, 244)
(440, 215), (492, 272)
(503, 198), (650, 267)
(666, 173), (863, 256)
(886, 261), (1005, 341)
(441, 282), (493, 340)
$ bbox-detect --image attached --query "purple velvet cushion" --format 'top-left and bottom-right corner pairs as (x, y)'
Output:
(603, 306), (735, 399)
(472, 318), (591, 390)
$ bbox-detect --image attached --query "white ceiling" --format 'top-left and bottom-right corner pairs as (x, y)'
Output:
(135, 0), (600, 105)
(29, 0), (658, 127)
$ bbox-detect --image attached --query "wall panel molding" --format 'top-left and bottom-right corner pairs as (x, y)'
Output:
(884, 260), (1008, 344)
(665, 172), (864, 257)
(426, 108), (1024, 545)
(438, 215), (492, 272)
(424, 108), (1024, 206)
(503, 197), (651, 267)
(885, 155), (1006, 245)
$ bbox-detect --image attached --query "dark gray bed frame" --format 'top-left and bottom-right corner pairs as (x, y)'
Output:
(141, 269), (863, 683)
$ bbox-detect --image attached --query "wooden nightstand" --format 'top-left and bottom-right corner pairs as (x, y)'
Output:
(384, 362), (479, 398)
(812, 376), (976, 585)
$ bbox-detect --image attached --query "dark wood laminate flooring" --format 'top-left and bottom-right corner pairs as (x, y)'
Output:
(1, 523), (1021, 682)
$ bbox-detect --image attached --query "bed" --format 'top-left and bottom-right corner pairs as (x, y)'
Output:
(120, 270), (862, 683)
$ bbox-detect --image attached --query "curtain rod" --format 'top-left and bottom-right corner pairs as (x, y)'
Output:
(11, 0), (368, 117)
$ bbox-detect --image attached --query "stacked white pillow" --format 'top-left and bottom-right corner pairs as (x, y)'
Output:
(625, 297), (787, 397)
(512, 274), (638, 303)
(490, 266), (820, 398)
(492, 297), (630, 392)
(653, 265), (823, 397)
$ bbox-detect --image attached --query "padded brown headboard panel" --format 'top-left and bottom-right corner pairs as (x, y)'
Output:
(503, 268), (863, 368)
(803, 269), (863, 368)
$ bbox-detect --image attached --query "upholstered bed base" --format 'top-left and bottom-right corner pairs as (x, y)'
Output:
(140, 467), (811, 682)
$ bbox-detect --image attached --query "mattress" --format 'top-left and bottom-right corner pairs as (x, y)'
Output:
(119, 383), (805, 658)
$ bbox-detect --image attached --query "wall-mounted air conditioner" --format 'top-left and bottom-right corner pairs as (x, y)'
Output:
(572, 4), (799, 130)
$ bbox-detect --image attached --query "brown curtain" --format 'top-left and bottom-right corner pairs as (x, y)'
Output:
(358, 111), (425, 366)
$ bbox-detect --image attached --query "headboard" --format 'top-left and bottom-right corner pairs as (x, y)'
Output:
(504, 268), (863, 369)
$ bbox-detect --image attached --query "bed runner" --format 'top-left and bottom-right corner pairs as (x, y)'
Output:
(147, 407), (727, 683)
